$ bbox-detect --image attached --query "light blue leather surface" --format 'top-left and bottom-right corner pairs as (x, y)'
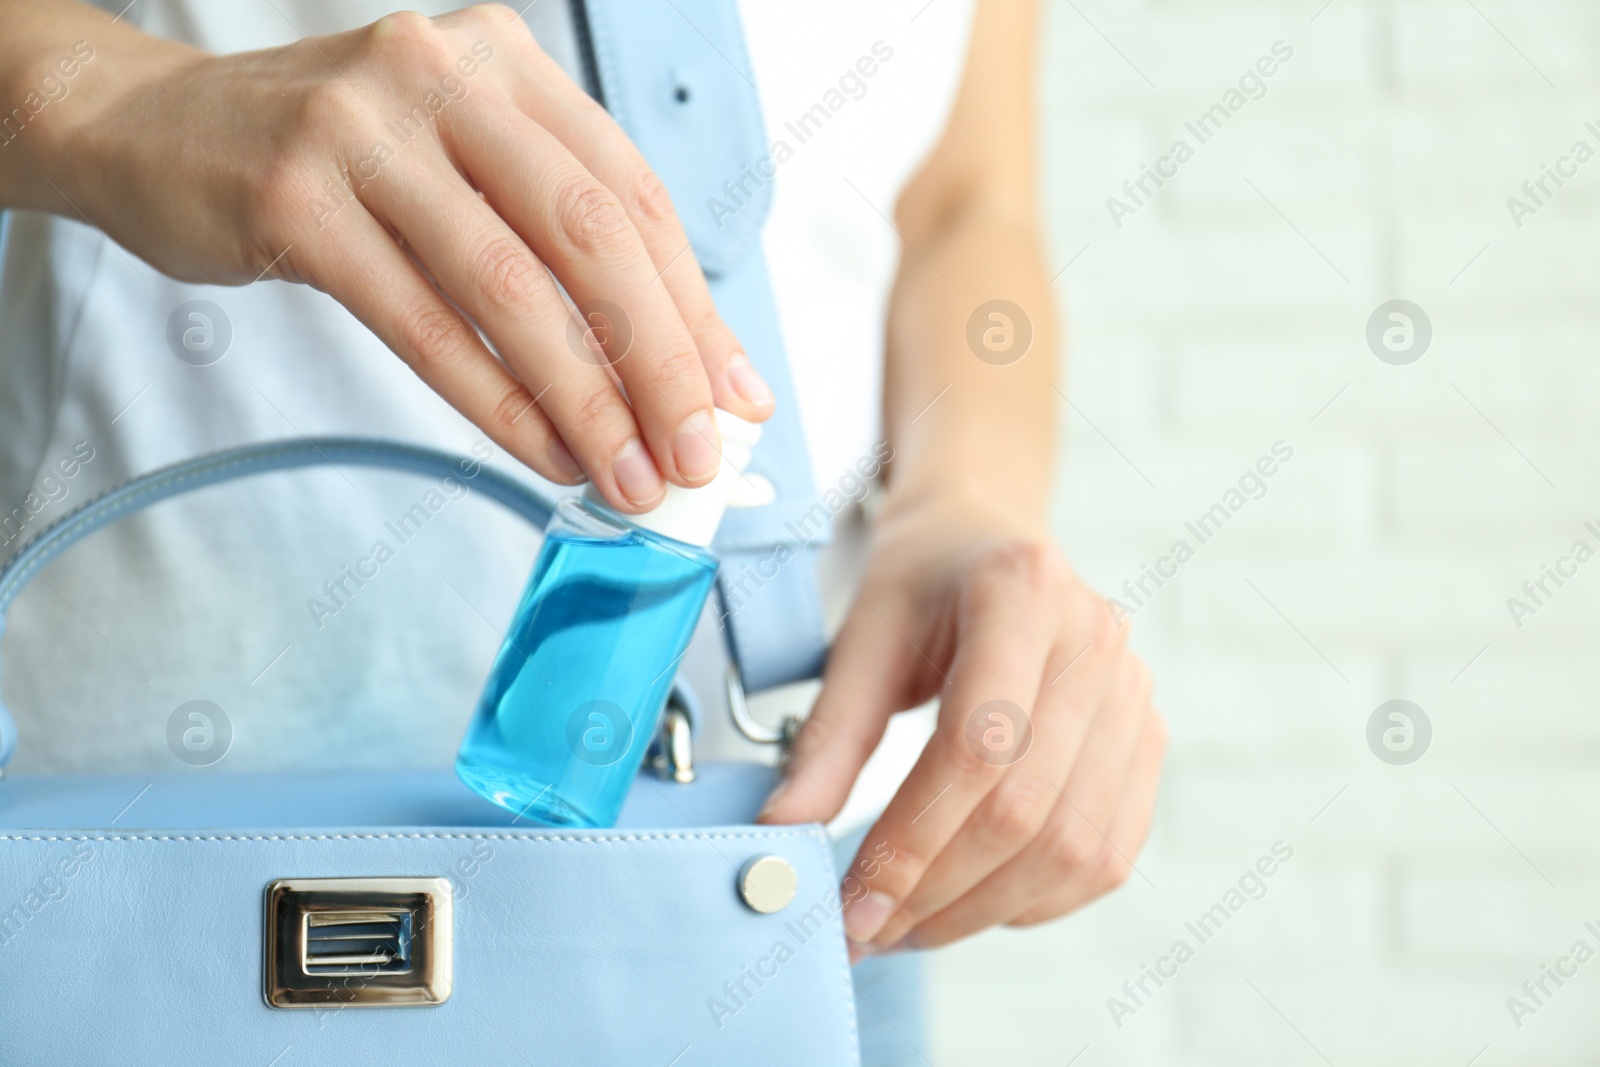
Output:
(0, 779), (859, 1064)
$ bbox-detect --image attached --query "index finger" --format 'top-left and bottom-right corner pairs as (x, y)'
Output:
(475, 13), (777, 421)
(838, 563), (1062, 945)
(441, 96), (725, 491)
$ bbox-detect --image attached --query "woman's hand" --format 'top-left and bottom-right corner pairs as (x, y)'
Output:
(13, 3), (772, 510)
(759, 486), (1166, 956)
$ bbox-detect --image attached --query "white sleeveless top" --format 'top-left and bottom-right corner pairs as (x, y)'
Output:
(0, 0), (970, 777)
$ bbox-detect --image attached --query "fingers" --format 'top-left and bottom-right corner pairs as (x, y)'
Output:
(440, 96), (732, 490)
(1010, 708), (1167, 926)
(301, 205), (585, 486)
(757, 595), (918, 826)
(356, 151), (672, 511)
(902, 663), (1158, 950)
(333, 5), (770, 504)
(835, 548), (1062, 947)
(865, 612), (1126, 949)
(477, 18), (776, 421)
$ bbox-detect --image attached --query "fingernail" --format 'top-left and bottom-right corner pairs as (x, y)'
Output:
(843, 891), (896, 943)
(757, 779), (789, 822)
(612, 438), (663, 506)
(727, 352), (774, 409)
(547, 437), (586, 482)
(672, 409), (721, 484)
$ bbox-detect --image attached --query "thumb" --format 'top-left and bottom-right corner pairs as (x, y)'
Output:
(757, 598), (912, 825)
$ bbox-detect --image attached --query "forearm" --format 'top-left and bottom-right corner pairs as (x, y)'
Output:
(0, 0), (194, 212)
(875, 0), (1053, 537)
(881, 213), (1057, 534)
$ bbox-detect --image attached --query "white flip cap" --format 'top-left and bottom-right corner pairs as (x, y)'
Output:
(584, 409), (763, 547)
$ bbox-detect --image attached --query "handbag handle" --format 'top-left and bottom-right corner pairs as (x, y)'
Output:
(0, 437), (558, 769)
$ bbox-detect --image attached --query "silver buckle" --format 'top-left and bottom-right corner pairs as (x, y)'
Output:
(264, 877), (452, 1008)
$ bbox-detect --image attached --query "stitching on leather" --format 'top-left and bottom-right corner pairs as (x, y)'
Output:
(0, 828), (829, 844)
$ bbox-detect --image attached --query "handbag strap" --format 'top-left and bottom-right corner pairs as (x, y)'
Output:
(0, 437), (557, 769)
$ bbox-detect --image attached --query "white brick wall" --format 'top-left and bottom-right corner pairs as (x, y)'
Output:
(928, 1), (1600, 1064)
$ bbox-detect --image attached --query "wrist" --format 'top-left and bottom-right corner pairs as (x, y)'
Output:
(7, 22), (200, 215)
(876, 466), (1051, 545)
(879, 394), (1055, 544)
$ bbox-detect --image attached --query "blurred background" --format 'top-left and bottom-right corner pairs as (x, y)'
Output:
(932, 1), (1600, 1064)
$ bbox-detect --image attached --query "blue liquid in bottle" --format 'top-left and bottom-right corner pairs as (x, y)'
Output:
(456, 497), (718, 827)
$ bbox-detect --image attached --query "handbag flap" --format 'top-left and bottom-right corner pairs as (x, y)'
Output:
(0, 767), (862, 1065)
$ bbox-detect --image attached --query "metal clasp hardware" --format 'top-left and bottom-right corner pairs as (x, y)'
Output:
(725, 665), (802, 772)
(648, 695), (698, 784)
(264, 877), (452, 1008)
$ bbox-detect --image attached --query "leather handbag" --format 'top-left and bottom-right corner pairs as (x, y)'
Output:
(0, 439), (858, 1065)
(0, 1), (857, 1062)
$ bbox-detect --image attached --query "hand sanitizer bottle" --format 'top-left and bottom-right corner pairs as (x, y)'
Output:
(456, 410), (760, 827)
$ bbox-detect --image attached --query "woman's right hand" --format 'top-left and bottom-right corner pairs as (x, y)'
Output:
(7, 2), (773, 510)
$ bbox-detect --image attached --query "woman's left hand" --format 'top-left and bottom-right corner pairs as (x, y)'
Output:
(758, 484), (1166, 957)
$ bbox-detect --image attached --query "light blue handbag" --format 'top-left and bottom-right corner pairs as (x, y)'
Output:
(0, 1), (859, 1062)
